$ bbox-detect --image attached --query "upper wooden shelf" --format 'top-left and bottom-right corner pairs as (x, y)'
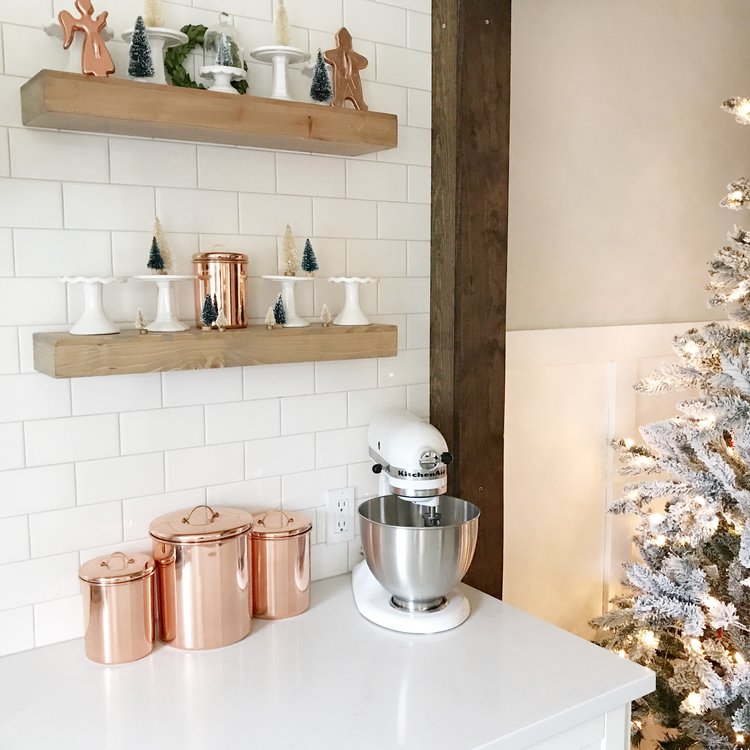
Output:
(33, 323), (398, 378)
(20, 70), (398, 157)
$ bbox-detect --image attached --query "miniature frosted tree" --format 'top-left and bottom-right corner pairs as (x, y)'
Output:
(147, 237), (165, 273)
(143, 0), (164, 27)
(135, 308), (148, 334)
(215, 308), (227, 331)
(216, 34), (234, 66)
(310, 50), (333, 103)
(265, 306), (276, 329)
(201, 294), (217, 328)
(282, 224), (299, 276)
(273, 294), (286, 325)
(128, 16), (155, 79)
(275, 0), (291, 46)
(320, 304), (332, 327)
(591, 99), (750, 749)
(301, 239), (319, 275)
(153, 218), (172, 272)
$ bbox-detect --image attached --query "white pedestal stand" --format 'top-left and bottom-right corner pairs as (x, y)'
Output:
(250, 46), (310, 100)
(131, 275), (194, 332)
(198, 64), (246, 94)
(262, 275), (313, 327)
(328, 277), (377, 326)
(60, 276), (121, 335)
(121, 27), (189, 85)
(45, 21), (114, 75)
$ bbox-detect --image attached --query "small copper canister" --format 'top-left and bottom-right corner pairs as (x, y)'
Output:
(150, 505), (254, 650)
(192, 251), (248, 328)
(252, 510), (312, 619)
(79, 552), (156, 665)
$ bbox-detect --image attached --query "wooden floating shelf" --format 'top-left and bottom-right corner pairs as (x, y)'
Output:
(33, 324), (398, 379)
(20, 70), (398, 157)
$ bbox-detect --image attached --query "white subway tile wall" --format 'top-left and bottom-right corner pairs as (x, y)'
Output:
(0, 0), (430, 654)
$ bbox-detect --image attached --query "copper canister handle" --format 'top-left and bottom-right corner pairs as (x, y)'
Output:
(255, 509), (295, 528)
(182, 505), (220, 525)
(100, 552), (135, 571)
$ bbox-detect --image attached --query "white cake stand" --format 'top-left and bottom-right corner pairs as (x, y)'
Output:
(262, 275), (313, 328)
(60, 276), (122, 335)
(250, 46), (310, 100)
(121, 27), (189, 85)
(131, 275), (194, 332)
(45, 20), (114, 74)
(199, 64), (247, 94)
(329, 277), (378, 326)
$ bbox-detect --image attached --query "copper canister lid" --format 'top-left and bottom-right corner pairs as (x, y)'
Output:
(192, 251), (248, 263)
(149, 504), (254, 544)
(252, 509), (312, 539)
(79, 551), (155, 585)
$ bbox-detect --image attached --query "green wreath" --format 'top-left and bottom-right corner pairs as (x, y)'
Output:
(164, 24), (249, 95)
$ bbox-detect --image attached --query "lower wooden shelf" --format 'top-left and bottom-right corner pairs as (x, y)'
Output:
(33, 324), (398, 378)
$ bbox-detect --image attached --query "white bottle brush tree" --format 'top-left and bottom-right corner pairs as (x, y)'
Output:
(143, 0), (164, 27)
(591, 98), (750, 749)
(275, 0), (291, 46)
(282, 224), (299, 276)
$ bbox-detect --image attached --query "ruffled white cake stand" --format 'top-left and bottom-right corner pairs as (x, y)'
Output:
(131, 275), (194, 332)
(262, 275), (313, 327)
(198, 64), (247, 94)
(121, 26), (189, 85)
(60, 276), (122, 335)
(250, 46), (310, 100)
(329, 277), (378, 326)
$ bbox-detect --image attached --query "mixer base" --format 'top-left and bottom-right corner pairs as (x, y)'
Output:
(351, 561), (470, 634)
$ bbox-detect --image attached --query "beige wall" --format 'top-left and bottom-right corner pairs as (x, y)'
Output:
(508, 0), (750, 331)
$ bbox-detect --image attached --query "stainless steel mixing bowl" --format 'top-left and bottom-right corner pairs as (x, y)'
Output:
(358, 495), (480, 611)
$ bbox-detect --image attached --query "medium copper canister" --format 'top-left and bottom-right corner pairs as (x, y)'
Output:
(79, 551), (156, 665)
(251, 510), (312, 619)
(192, 251), (248, 328)
(150, 505), (254, 650)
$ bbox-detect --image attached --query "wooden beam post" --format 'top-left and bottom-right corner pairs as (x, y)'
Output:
(431, 0), (510, 599)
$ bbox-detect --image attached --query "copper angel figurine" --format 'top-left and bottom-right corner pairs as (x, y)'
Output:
(59, 0), (115, 77)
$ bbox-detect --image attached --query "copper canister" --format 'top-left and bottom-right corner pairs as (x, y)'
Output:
(79, 551), (156, 665)
(251, 510), (312, 619)
(192, 251), (248, 328)
(149, 505), (254, 650)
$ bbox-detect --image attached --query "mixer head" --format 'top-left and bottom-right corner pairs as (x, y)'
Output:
(368, 411), (454, 501)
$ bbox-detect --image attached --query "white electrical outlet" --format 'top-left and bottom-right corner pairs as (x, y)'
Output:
(325, 487), (355, 544)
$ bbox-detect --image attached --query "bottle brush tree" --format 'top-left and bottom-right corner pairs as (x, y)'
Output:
(273, 294), (286, 325)
(591, 97), (750, 750)
(201, 293), (217, 327)
(301, 239), (319, 275)
(216, 34), (234, 67)
(147, 237), (165, 273)
(128, 16), (155, 79)
(275, 0), (291, 46)
(153, 217), (172, 272)
(282, 224), (299, 276)
(310, 50), (333, 103)
(143, 0), (164, 28)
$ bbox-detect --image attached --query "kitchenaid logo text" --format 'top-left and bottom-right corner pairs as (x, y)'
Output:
(396, 468), (446, 479)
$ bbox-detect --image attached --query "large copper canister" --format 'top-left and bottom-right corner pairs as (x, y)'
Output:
(149, 505), (254, 650)
(192, 251), (248, 328)
(79, 551), (156, 665)
(251, 510), (312, 620)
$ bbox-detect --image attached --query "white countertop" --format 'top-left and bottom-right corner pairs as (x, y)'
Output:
(0, 574), (653, 750)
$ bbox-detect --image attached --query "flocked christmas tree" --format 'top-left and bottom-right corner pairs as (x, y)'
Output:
(301, 239), (319, 275)
(201, 293), (217, 328)
(216, 34), (234, 67)
(153, 218), (172, 272)
(147, 236), (165, 273)
(592, 97), (750, 750)
(275, 0), (291, 46)
(282, 224), (299, 276)
(273, 294), (286, 325)
(128, 16), (155, 79)
(310, 50), (333, 103)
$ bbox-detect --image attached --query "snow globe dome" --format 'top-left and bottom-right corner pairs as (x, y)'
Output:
(203, 12), (244, 68)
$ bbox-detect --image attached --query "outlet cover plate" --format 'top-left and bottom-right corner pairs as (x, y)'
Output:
(326, 487), (355, 544)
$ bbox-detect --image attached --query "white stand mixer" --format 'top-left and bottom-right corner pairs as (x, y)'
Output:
(352, 411), (480, 634)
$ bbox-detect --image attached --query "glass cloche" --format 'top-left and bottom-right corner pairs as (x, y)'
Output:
(203, 12), (244, 69)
